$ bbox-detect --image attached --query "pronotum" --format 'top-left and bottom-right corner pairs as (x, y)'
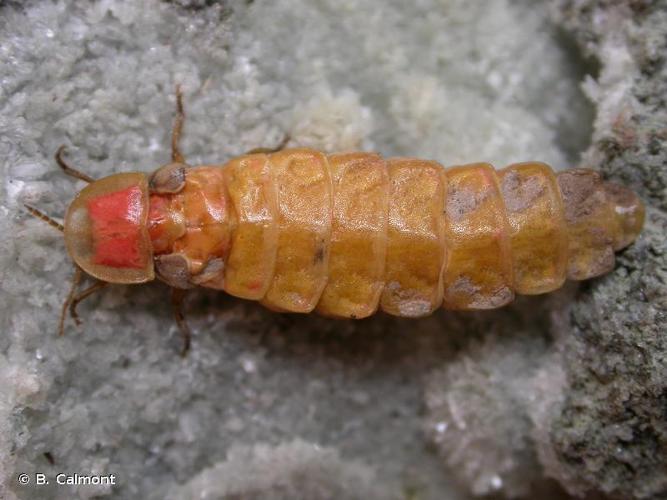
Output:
(25, 87), (645, 355)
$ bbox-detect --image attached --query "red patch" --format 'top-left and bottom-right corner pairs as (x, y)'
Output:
(87, 185), (146, 268)
(248, 281), (262, 291)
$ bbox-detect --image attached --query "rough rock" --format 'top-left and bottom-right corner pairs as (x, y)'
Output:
(547, 2), (667, 498)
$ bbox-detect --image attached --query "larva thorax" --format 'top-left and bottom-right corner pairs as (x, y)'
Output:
(141, 148), (644, 319)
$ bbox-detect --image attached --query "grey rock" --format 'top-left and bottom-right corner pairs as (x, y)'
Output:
(166, 439), (393, 500)
(548, 1), (667, 498)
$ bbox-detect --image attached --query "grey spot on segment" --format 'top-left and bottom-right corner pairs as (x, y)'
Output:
(557, 170), (605, 223)
(448, 276), (514, 309)
(384, 281), (434, 317)
(501, 170), (547, 213)
(446, 184), (492, 222)
(448, 275), (481, 298)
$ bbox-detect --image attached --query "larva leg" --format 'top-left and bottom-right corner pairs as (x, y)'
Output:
(59, 266), (84, 336)
(170, 287), (191, 357)
(149, 85), (189, 193)
(171, 84), (186, 163)
(69, 280), (109, 326)
(244, 134), (290, 155)
(55, 145), (95, 183)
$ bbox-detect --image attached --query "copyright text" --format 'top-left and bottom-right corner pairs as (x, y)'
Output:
(17, 473), (116, 486)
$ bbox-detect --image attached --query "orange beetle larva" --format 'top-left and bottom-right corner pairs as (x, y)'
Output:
(25, 88), (645, 354)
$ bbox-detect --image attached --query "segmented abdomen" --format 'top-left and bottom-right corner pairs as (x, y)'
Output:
(149, 148), (644, 318)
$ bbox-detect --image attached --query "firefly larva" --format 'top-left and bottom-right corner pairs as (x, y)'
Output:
(25, 88), (645, 355)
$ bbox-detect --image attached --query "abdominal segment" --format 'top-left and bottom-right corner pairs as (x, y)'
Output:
(148, 148), (644, 318)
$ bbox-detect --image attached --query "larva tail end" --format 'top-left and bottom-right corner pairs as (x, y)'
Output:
(604, 182), (645, 251)
(557, 170), (645, 281)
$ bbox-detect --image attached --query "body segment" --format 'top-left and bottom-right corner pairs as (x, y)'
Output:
(442, 163), (513, 310)
(498, 162), (567, 295)
(381, 158), (446, 317)
(222, 154), (278, 300)
(316, 152), (388, 319)
(260, 149), (332, 313)
(557, 169), (617, 280)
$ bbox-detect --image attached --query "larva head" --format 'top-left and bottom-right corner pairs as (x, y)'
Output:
(64, 173), (155, 284)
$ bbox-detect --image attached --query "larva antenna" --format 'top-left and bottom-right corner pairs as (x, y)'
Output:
(23, 204), (64, 233)
(55, 145), (95, 183)
(23, 204), (84, 336)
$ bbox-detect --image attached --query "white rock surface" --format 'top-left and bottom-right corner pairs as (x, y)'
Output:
(1, 0), (591, 498)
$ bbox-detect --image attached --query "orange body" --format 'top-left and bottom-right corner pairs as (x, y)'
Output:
(144, 148), (644, 319)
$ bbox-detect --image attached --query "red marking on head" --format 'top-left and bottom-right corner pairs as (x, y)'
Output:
(87, 185), (147, 268)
